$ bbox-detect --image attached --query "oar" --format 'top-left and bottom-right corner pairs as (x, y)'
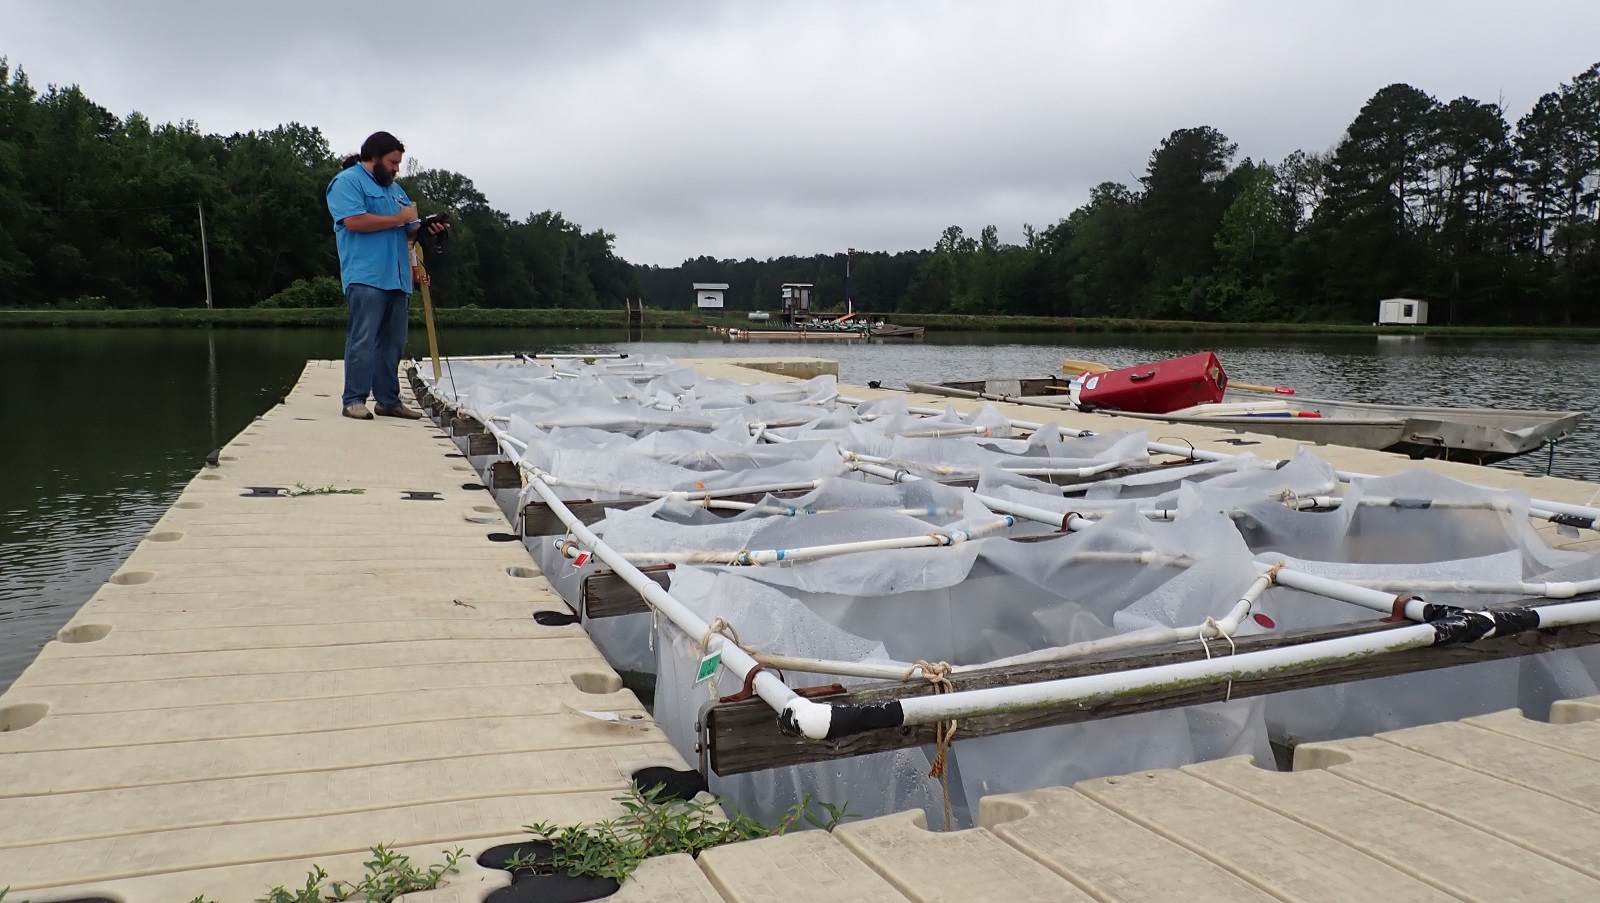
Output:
(1230, 380), (1297, 395)
(1061, 358), (1111, 375)
(1060, 357), (1295, 394)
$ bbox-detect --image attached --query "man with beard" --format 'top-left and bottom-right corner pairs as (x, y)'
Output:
(325, 130), (443, 420)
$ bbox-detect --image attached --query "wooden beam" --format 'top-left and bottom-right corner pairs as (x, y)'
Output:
(489, 460), (522, 490)
(521, 499), (650, 537)
(466, 432), (498, 456)
(449, 414), (483, 436)
(705, 616), (1600, 776)
(582, 566), (674, 618)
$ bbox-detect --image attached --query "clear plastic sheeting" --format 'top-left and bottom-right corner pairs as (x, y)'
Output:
(428, 355), (1600, 829)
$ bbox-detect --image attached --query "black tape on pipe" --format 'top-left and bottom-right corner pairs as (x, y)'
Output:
(1430, 608), (1541, 646)
(777, 700), (905, 739)
(1421, 603), (1464, 622)
(1390, 498), (1433, 510)
(1550, 513), (1597, 531)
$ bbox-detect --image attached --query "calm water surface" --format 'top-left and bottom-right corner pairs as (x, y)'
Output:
(3, 327), (1598, 690)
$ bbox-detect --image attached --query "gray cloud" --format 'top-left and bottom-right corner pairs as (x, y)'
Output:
(6, 1), (1599, 264)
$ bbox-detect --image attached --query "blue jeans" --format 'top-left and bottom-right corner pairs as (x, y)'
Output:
(343, 283), (410, 408)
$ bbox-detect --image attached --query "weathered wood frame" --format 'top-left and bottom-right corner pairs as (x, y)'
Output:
(704, 612), (1600, 775)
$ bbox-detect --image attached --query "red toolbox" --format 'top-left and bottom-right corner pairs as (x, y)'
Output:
(1077, 352), (1228, 414)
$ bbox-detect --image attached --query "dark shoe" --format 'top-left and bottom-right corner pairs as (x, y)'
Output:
(374, 404), (423, 420)
(342, 404), (374, 420)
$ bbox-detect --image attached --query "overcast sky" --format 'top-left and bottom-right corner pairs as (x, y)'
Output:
(5, 1), (1599, 265)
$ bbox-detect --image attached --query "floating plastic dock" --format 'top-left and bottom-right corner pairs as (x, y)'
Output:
(5, 356), (1600, 902)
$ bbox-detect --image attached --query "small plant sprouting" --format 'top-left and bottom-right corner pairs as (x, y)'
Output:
(255, 864), (328, 903)
(224, 845), (464, 903)
(522, 783), (857, 883)
(282, 483), (365, 497)
(325, 845), (465, 903)
(501, 847), (547, 874)
(31, 790), (848, 901)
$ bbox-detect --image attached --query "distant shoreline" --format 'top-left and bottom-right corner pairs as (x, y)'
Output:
(1, 307), (1593, 339)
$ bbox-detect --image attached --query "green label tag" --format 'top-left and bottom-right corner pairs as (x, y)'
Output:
(695, 649), (722, 684)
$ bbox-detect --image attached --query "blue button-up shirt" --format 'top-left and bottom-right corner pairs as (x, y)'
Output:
(326, 163), (414, 293)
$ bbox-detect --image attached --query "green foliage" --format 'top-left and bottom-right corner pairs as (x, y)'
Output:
(327, 845), (465, 902)
(256, 865), (329, 903)
(0, 55), (639, 311)
(242, 846), (463, 903)
(523, 783), (857, 883)
(256, 276), (345, 309)
(282, 483), (365, 496)
(5, 53), (1599, 325)
(58, 294), (111, 310)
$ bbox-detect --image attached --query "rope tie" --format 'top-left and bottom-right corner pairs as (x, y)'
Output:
(699, 617), (757, 657)
(699, 617), (757, 700)
(1196, 622), (1239, 702)
(905, 660), (958, 831)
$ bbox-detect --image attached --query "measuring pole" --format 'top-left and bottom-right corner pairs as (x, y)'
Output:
(415, 242), (442, 381)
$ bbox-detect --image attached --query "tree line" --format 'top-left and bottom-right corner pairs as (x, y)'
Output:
(654, 63), (1599, 325)
(0, 57), (638, 311)
(3, 55), (1596, 324)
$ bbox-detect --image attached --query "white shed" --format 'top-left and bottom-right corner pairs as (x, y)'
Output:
(693, 283), (729, 309)
(1378, 298), (1428, 325)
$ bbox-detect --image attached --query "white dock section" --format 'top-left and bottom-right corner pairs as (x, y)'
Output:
(0, 361), (693, 901)
(5, 356), (1600, 901)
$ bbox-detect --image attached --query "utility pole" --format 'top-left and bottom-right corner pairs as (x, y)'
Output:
(198, 200), (214, 309)
(846, 247), (854, 316)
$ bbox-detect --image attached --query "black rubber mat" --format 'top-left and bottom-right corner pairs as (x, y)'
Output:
(630, 766), (708, 802)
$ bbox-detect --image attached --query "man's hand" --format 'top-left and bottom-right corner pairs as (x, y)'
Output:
(341, 206), (419, 234)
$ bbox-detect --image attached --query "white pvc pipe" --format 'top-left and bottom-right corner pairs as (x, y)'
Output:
(415, 380), (800, 714)
(1264, 561), (1429, 621)
(696, 500), (960, 519)
(978, 571), (1276, 670)
(781, 596), (1600, 739)
(842, 450), (1133, 479)
(841, 394), (1600, 528)
(801, 427), (1440, 622)
(537, 474), (829, 502)
(521, 462), (797, 713)
(1340, 574), (1600, 600)
(576, 515), (1018, 566)
(418, 369), (1600, 746)
(888, 426), (996, 439)
(530, 353), (630, 360)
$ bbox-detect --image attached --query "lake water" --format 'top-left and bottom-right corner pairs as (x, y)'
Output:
(3, 326), (1598, 691)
